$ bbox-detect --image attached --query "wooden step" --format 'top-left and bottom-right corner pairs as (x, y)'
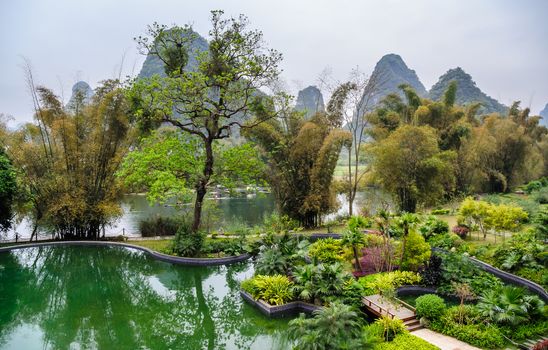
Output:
(403, 318), (422, 331)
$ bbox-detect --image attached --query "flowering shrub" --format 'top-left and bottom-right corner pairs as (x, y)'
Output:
(452, 225), (470, 239)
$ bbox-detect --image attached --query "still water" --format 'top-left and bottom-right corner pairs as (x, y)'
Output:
(4, 189), (391, 240)
(0, 245), (291, 350)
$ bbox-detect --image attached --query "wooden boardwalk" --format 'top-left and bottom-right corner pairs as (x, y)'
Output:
(362, 294), (415, 320)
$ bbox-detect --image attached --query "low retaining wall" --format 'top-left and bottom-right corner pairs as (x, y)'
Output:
(0, 241), (251, 267)
(240, 290), (321, 317)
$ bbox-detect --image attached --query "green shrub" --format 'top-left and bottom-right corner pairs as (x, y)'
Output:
(139, 216), (181, 237)
(428, 233), (463, 250)
(374, 316), (406, 341)
(374, 333), (440, 350)
(525, 180), (544, 194)
(401, 231), (431, 271)
(359, 271), (422, 295)
(430, 208), (450, 215)
(430, 317), (505, 349)
(308, 237), (345, 264)
(419, 216), (449, 239)
(499, 320), (548, 342)
(340, 279), (366, 308)
(171, 223), (204, 257)
(415, 294), (446, 320)
(533, 187), (548, 204)
(241, 274), (294, 305)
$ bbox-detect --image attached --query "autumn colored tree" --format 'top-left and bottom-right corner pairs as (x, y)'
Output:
(129, 11), (284, 232)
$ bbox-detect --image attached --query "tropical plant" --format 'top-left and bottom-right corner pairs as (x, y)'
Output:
(342, 215), (371, 271)
(308, 237), (346, 264)
(171, 223), (204, 257)
(241, 274), (294, 306)
(415, 294), (446, 320)
(400, 231), (431, 271)
(288, 302), (370, 349)
(418, 215), (449, 240)
(419, 254), (443, 286)
(477, 286), (545, 326)
(254, 248), (291, 276)
(374, 316), (406, 341)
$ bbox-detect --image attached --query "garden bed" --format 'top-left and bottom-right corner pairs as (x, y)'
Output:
(240, 290), (321, 317)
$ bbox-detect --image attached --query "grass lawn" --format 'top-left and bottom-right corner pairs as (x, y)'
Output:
(127, 239), (172, 253)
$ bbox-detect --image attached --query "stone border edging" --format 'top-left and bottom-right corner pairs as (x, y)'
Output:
(0, 241), (251, 266)
(240, 290), (321, 317)
(433, 248), (548, 302)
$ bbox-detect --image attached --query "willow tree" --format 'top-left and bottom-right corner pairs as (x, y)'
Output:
(129, 10), (284, 232)
(246, 108), (352, 227)
(6, 79), (132, 239)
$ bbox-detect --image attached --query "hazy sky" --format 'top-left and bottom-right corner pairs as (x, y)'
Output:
(1, 0), (547, 125)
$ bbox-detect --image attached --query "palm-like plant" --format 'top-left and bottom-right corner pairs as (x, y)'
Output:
(315, 263), (352, 301)
(292, 264), (316, 302)
(288, 302), (373, 349)
(477, 286), (545, 326)
(342, 216), (370, 271)
(254, 248), (289, 275)
(396, 212), (419, 267)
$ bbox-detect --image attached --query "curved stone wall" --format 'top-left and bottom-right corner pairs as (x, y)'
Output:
(240, 290), (321, 317)
(0, 241), (251, 266)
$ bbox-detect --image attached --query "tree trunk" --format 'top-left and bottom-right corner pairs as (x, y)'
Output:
(353, 246), (362, 271)
(348, 146), (353, 216)
(192, 140), (214, 233)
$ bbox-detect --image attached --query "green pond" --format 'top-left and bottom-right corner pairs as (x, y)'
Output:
(0, 245), (291, 350)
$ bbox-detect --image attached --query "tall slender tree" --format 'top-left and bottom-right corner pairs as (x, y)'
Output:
(130, 10), (285, 232)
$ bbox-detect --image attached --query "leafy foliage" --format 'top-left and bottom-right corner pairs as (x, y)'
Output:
(241, 274), (294, 305)
(374, 316), (406, 341)
(477, 286), (545, 326)
(369, 125), (456, 212)
(400, 231), (431, 271)
(291, 262), (353, 304)
(6, 80), (132, 239)
(246, 107), (352, 227)
(415, 294), (446, 320)
(130, 11), (284, 232)
(171, 222), (204, 257)
(438, 252), (503, 295)
(0, 149), (17, 232)
(374, 333), (439, 350)
(288, 302), (370, 350)
(308, 237), (346, 264)
(139, 215), (181, 237)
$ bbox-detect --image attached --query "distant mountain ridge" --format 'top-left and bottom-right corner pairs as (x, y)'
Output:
(358, 54), (507, 116)
(429, 67), (507, 114)
(359, 54), (426, 113)
(540, 103), (548, 127)
(138, 29), (208, 78)
(295, 86), (325, 119)
(66, 81), (93, 109)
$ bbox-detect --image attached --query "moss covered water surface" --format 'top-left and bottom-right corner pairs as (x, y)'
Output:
(0, 245), (290, 349)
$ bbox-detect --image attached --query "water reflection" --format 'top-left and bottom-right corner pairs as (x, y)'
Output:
(0, 246), (290, 350)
